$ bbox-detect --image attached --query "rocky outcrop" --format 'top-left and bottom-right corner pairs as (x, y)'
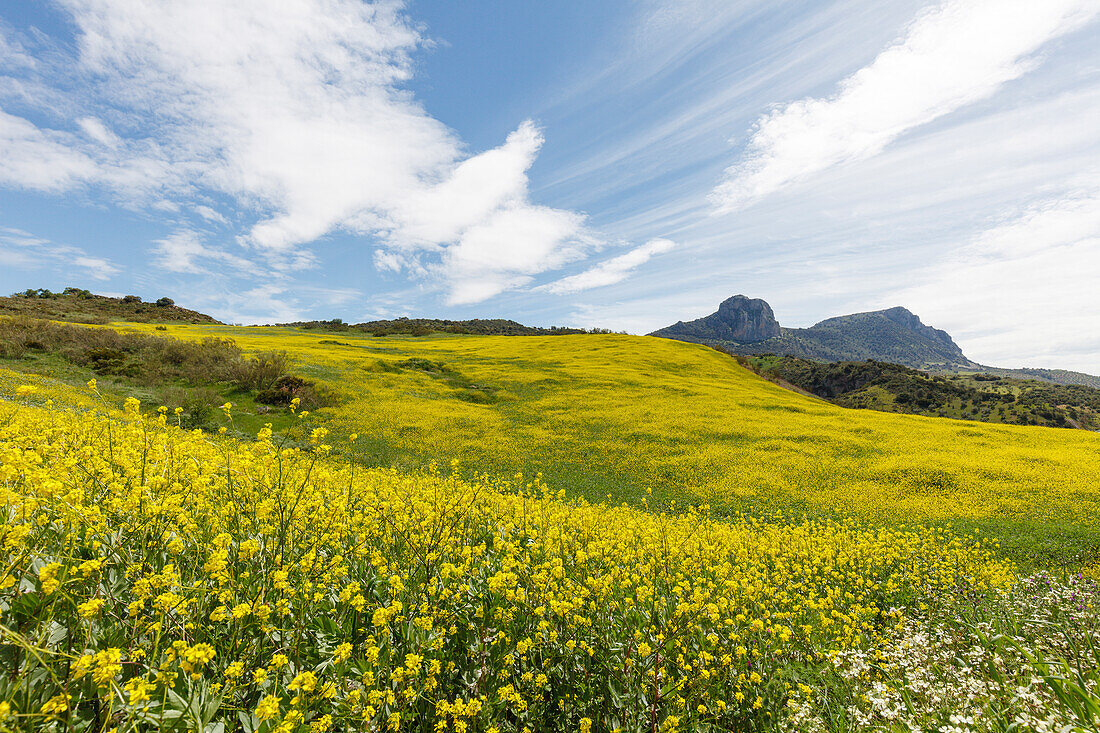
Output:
(652, 295), (781, 343)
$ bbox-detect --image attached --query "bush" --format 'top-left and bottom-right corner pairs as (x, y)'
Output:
(82, 347), (137, 377)
(122, 294), (142, 304)
(227, 351), (290, 392)
(155, 297), (175, 307)
(255, 374), (325, 407)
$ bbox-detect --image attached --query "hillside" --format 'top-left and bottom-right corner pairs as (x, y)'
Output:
(1, 287), (221, 324)
(742, 355), (1100, 430)
(652, 295), (1100, 386)
(5, 320), (1100, 730)
(15, 319), (1094, 569)
(973, 364), (1100, 389)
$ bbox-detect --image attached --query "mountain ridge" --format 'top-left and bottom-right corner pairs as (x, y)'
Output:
(651, 295), (1099, 388)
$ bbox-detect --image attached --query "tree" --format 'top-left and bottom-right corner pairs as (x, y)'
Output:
(155, 297), (175, 307)
(122, 295), (142, 304)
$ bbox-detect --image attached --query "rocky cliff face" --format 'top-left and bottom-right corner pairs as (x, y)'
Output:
(712, 295), (782, 342)
(652, 294), (781, 343)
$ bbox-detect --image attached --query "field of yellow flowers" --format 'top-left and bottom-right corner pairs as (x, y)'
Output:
(0, 381), (1028, 731)
(104, 325), (1100, 566)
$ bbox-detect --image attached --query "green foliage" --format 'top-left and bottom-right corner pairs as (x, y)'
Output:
(743, 355), (1100, 430)
(0, 318), (333, 414)
(1, 288), (219, 324)
(277, 316), (593, 337)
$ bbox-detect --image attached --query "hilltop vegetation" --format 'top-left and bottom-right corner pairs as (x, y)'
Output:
(1, 287), (221, 324)
(742, 355), (1100, 430)
(0, 317), (332, 432)
(274, 317), (610, 337)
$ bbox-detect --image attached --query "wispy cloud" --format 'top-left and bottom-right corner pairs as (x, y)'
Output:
(0, 226), (119, 281)
(710, 0), (1098, 212)
(896, 179), (1100, 372)
(541, 238), (676, 295)
(0, 110), (99, 192)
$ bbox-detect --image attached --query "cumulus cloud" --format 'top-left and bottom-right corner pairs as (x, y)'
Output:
(896, 182), (1100, 372)
(541, 238), (676, 295)
(711, 0), (1099, 212)
(0, 0), (599, 302)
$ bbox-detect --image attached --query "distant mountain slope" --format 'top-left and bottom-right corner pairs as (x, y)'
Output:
(742, 355), (1100, 430)
(970, 365), (1100, 390)
(273, 317), (597, 336)
(651, 295), (1099, 387)
(1, 288), (221, 324)
(652, 295), (975, 370)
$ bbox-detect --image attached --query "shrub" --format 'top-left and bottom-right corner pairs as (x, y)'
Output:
(81, 347), (136, 377)
(227, 351), (290, 392)
(155, 296), (175, 307)
(255, 374), (332, 408)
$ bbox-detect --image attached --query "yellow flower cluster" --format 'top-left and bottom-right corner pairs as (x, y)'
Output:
(0, 392), (1012, 731)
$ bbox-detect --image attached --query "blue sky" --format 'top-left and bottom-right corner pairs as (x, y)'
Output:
(0, 1), (1097, 372)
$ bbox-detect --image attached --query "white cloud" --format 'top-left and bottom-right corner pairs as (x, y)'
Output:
(0, 226), (119, 280)
(541, 238), (676, 295)
(77, 116), (120, 148)
(896, 183), (1100, 373)
(193, 205), (227, 225)
(151, 230), (252, 275)
(0, 110), (99, 192)
(0, 0), (599, 303)
(711, 0), (1099, 212)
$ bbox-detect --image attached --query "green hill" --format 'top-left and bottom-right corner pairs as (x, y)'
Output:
(1, 287), (220, 324)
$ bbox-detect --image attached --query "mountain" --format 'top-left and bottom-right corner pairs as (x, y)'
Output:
(651, 295), (1100, 387)
(652, 295), (974, 370)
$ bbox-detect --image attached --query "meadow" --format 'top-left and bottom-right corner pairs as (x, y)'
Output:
(2, 322), (1100, 730)
(103, 323), (1100, 569)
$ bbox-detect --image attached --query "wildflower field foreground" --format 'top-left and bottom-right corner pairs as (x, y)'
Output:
(9, 388), (1096, 732)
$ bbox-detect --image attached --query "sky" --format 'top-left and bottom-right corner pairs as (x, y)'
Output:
(0, 0), (1097, 372)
